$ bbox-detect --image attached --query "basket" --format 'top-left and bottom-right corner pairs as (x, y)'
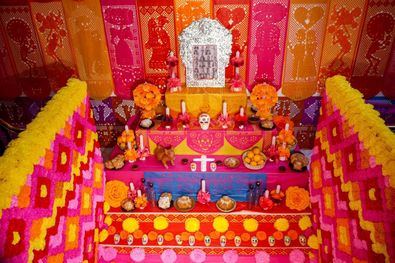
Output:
(242, 151), (267, 170)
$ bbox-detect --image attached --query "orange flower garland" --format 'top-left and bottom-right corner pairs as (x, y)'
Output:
(285, 186), (310, 211)
(133, 83), (161, 119)
(250, 83), (278, 119)
(104, 180), (129, 208)
(117, 129), (136, 150)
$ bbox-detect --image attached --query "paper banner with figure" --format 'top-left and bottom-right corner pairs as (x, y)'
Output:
(62, 0), (114, 99)
(383, 44), (395, 99)
(101, 0), (144, 99)
(174, 0), (212, 85)
(350, 1), (395, 99)
(214, 0), (249, 82)
(0, 21), (20, 99)
(247, 0), (290, 90)
(0, 2), (51, 99)
(29, 0), (77, 92)
(317, 0), (367, 94)
(137, 0), (177, 93)
(281, 0), (329, 101)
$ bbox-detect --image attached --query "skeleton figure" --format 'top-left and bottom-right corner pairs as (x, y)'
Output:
(198, 113), (210, 130)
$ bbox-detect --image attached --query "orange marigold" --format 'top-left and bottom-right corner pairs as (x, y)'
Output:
(285, 186), (310, 211)
(209, 231), (220, 239)
(225, 231), (236, 240)
(148, 231), (158, 241)
(241, 232), (251, 242)
(104, 180), (128, 208)
(164, 232), (174, 241)
(250, 83), (278, 119)
(133, 83), (161, 117)
(256, 231), (267, 241)
(273, 231), (284, 240)
(194, 231), (204, 241)
(133, 229), (144, 239)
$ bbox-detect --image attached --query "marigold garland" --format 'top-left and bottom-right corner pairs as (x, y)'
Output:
(104, 180), (129, 208)
(154, 216), (169, 231)
(0, 79), (87, 217)
(274, 218), (289, 232)
(243, 218), (259, 232)
(185, 218), (200, 233)
(285, 186), (310, 211)
(213, 216), (229, 233)
(133, 83), (161, 119)
(307, 235), (319, 249)
(250, 83), (278, 119)
(122, 218), (139, 233)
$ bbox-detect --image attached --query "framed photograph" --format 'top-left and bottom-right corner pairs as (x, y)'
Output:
(179, 18), (232, 87)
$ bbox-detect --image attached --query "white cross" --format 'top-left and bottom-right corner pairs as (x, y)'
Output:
(193, 155), (215, 172)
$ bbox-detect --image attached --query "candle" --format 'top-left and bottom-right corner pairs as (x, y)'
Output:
(125, 125), (129, 132)
(236, 50), (240, 58)
(202, 179), (206, 193)
(139, 135), (144, 151)
(264, 189), (269, 198)
(169, 51), (174, 57)
(171, 71), (176, 78)
(181, 100), (186, 114)
(222, 101), (227, 117)
(130, 182), (135, 191)
(127, 141), (132, 150)
(285, 123), (289, 131)
(240, 107), (244, 117)
(165, 107), (170, 116)
(235, 51), (240, 75)
(137, 190), (142, 197)
(271, 136), (276, 146)
(276, 185), (281, 194)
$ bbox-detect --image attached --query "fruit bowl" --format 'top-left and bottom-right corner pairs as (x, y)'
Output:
(242, 147), (267, 170)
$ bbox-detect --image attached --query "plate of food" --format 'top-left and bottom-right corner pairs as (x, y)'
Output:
(216, 196), (236, 213)
(259, 119), (276, 130)
(224, 157), (240, 169)
(242, 147), (267, 170)
(139, 118), (154, 129)
(174, 196), (195, 212)
(289, 152), (309, 172)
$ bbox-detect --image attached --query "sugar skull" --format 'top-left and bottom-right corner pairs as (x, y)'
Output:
(220, 235), (226, 247)
(189, 235), (195, 246)
(127, 234), (134, 245)
(251, 236), (258, 247)
(142, 234), (148, 245)
(268, 235), (275, 246)
(114, 233), (120, 244)
(204, 236), (211, 246)
(284, 235), (291, 246)
(198, 113), (210, 130)
(299, 234), (306, 246)
(176, 234), (183, 245)
(157, 234), (164, 245)
(234, 236), (241, 247)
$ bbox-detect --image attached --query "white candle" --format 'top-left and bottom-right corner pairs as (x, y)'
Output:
(171, 71), (176, 78)
(139, 135), (144, 151)
(130, 182), (135, 191)
(137, 190), (142, 197)
(236, 50), (240, 58)
(285, 123), (289, 131)
(125, 125), (129, 132)
(127, 141), (132, 150)
(201, 179), (206, 193)
(271, 136), (276, 146)
(276, 185), (281, 194)
(222, 101), (227, 117)
(181, 100), (186, 114)
(169, 51), (174, 57)
(235, 51), (240, 75)
(264, 189), (269, 198)
(240, 107), (244, 117)
(165, 107), (170, 116)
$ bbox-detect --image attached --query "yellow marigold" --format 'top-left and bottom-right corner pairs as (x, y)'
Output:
(298, 216), (312, 231)
(213, 216), (229, 233)
(99, 229), (109, 242)
(308, 234), (319, 249)
(103, 202), (110, 213)
(243, 218), (259, 232)
(185, 218), (200, 233)
(274, 218), (289, 232)
(104, 180), (129, 208)
(104, 215), (113, 226)
(154, 216), (169, 231)
(122, 218), (139, 233)
(285, 186), (310, 211)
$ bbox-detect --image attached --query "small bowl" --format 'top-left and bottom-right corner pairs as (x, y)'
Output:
(215, 160), (223, 166)
(131, 164), (139, 170)
(181, 158), (189, 165)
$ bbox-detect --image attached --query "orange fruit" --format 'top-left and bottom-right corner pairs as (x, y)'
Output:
(247, 151), (254, 159)
(244, 157), (251, 164)
(148, 231), (158, 241)
(258, 160), (264, 165)
(252, 147), (261, 155)
(164, 232), (174, 241)
(241, 232), (251, 242)
(253, 155), (262, 162)
(250, 161), (257, 166)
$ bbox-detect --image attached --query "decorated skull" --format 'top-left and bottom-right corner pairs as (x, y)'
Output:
(199, 113), (210, 130)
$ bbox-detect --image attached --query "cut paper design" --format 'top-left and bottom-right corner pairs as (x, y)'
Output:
(102, 0), (144, 98)
(351, 1), (395, 98)
(214, 0), (250, 80)
(247, 0), (289, 89)
(318, 0), (365, 94)
(282, 1), (328, 101)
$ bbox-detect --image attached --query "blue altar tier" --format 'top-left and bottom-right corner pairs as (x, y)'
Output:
(144, 172), (266, 201)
